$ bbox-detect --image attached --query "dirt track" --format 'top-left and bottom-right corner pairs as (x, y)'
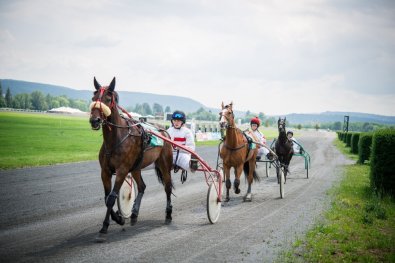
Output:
(0, 130), (352, 262)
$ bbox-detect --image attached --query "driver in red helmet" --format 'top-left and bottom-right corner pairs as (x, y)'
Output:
(167, 110), (196, 183)
(250, 117), (272, 160)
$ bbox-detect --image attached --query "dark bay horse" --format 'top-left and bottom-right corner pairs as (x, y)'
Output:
(274, 117), (293, 182)
(89, 77), (173, 239)
(219, 102), (259, 202)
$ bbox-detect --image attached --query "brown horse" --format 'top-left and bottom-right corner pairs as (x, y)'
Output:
(274, 117), (293, 182)
(89, 77), (174, 239)
(219, 102), (260, 202)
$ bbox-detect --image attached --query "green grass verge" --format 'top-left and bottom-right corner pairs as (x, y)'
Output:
(0, 111), (281, 169)
(0, 112), (102, 169)
(279, 139), (395, 263)
(334, 138), (358, 161)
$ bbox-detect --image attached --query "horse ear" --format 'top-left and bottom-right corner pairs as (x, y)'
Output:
(94, 77), (101, 90)
(108, 77), (116, 92)
(229, 101), (233, 109)
(221, 102), (224, 109)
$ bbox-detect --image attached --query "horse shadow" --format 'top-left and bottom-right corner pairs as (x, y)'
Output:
(26, 219), (180, 259)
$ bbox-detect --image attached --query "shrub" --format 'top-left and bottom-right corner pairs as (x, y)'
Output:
(346, 132), (353, 147)
(342, 132), (348, 143)
(350, 133), (360, 154)
(358, 133), (373, 164)
(370, 129), (395, 197)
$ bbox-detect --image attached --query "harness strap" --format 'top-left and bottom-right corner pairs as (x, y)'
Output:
(130, 125), (147, 172)
(223, 143), (246, 151)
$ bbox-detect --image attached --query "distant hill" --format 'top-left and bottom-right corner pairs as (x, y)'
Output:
(0, 79), (206, 113)
(283, 112), (395, 125)
(1, 79), (394, 125)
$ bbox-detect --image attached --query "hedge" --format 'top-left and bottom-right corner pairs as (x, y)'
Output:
(358, 132), (373, 164)
(342, 132), (348, 143)
(345, 132), (354, 147)
(370, 129), (395, 197)
(337, 131), (342, 140)
(350, 132), (360, 154)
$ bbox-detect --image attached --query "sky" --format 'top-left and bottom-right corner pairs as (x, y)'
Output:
(1, 0), (395, 116)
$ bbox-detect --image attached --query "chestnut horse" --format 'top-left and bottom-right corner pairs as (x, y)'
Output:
(219, 102), (260, 202)
(274, 117), (293, 182)
(89, 77), (173, 239)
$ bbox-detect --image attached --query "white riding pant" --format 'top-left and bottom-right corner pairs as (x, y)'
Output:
(173, 151), (191, 171)
(258, 146), (270, 159)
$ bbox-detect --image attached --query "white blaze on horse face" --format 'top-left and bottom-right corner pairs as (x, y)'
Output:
(219, 109), (228, 126)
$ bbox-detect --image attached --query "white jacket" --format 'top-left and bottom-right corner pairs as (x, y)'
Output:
(167, 126), (196, 153)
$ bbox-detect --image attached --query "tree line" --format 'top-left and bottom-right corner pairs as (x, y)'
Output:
(0, 85), (88, 111)
(291, 121), (394, 132)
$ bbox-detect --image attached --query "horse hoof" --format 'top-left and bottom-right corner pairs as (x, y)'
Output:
(95, 233), (107, 243)
(119, 217), (125, 226)
(130, 214), (138, 226)
(165, 218), (172, 225)
(224, 197), (230, 202)
(244, 194), (252, 202)
(235, 189), (240, 194)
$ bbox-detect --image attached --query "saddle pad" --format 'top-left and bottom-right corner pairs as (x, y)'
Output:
(244, 132), (257, 150)
(139, 122), (164, 147)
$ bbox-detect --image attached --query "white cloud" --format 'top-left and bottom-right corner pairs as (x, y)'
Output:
(0, 0), (394, 116)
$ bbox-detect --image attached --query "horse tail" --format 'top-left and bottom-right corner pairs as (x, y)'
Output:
(243, 162), (260, 182)
(154, 166), (174, 189)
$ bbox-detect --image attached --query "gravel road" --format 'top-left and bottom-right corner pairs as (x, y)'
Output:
(0, 130), (351, 262)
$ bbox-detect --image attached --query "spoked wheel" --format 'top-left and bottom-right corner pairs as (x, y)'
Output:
(117, 174), (136, 218)
(207, 172), (223, 224)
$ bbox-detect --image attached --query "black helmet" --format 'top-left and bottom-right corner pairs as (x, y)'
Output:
(287, 130), (294, 136)
(171, 110), (186, 124)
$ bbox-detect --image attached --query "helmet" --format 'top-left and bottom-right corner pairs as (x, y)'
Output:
(250, 117), (260, 127)
(287, 130), (294, 136)
(171, 110), (186, 124)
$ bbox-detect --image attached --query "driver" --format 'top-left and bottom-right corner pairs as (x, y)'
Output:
(167, 110), (197, 183)
(287, 130), (303, 154)
(250, 117), (272, 160)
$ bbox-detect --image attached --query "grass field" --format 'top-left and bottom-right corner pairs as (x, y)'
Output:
(279, 139), (395, 262)
(0, 112), (280, 169)
(0, 112), (102, 169)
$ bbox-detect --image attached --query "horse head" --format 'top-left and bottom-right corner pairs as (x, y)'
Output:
(89, 77), (118, 130)
(219, 101), (234, 129)
(278, 117), (286, 133)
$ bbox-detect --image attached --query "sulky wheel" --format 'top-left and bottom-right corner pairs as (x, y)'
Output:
(207, 180), (223, 224)
(279, 168), (285, 199)
(117, 174), (136, 218)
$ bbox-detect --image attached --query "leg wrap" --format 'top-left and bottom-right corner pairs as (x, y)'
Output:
(234, 178), (240, 189)
(105, 191), (118, 208)
(226, 179), (232, 189)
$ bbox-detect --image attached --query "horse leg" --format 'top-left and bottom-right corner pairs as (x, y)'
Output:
(130, 171), (146, 225)
(234, 166), (243, 194)
(224, 165), (231, 202)
(244, 161), (255, 202)
(163, 171), (173, 224)
(106, 169), (132, 226)
(99, 169), (112, 236)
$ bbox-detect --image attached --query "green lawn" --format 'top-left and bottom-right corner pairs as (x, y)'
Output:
(279, 139), (395, 262)
(1, 112), (285, 169)
(0, 112), (102, 169)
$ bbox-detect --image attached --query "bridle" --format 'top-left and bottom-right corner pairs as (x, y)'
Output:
(278, 119), (286, 133)
(90, 86), (134, 129)
(219, 107), (235, 129)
